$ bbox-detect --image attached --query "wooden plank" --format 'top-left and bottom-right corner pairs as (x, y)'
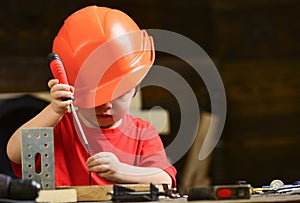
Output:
(36, 189), (77, 203)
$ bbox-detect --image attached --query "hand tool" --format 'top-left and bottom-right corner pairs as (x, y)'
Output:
(108, 183), (184, 202)
(0, 173), (40, 200)
(187, 184), (251, 200)
(48, 52), (92, 185)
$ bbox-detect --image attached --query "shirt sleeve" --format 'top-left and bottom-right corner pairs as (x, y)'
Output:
(10, 161), (22, 178)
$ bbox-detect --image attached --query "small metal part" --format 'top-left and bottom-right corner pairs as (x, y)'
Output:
(21, 127), (55, 190)
(110, 183), (159, 202)
(270, 179), (284, 189)
(160, 184), (182, 199)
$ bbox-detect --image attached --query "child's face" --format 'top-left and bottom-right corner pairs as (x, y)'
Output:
(78, 88), (136, 128)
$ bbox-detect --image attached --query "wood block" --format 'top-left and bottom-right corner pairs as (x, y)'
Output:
(57, 184), (166, 202)
(36, 189), (77, 203)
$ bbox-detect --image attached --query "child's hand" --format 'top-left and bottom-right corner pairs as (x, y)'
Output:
(87, 151), (172, 185)
(48, 79), (74, 115)
(86, 152), (121, 182)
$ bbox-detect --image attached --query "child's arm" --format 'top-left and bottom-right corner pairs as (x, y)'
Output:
(86, 152), (172, 186)
(6, 79), (74, 164)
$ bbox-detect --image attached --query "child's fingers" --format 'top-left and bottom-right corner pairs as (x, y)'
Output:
(97, 170), (114, 179)
(50, 83), (73, 100)
(51, 83), (73, 93)
(88, 163), (110, 173)
(52, 90), (73, 101)
(48, 79), (59, 88)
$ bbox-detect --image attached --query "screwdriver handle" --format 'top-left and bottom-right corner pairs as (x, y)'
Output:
(48, 53), (69, 85)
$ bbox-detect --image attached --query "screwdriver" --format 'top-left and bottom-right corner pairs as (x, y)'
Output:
(48, 52), (92, 185)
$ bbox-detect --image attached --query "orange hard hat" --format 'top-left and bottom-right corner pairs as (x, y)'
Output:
(52, 5), (154, 108)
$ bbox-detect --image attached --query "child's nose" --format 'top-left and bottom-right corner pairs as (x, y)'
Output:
(98, 102), (112, 110)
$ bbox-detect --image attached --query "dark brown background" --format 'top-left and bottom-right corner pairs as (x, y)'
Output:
(0, 0), (299, 188)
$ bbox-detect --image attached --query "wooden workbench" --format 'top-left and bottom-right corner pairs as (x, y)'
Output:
(35, 184), (300, 203)
(184, 194), (300, 203)
(72, 194), (300, 203)
(150, 194), (300, 203)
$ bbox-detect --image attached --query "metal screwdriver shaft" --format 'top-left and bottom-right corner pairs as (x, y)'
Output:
(69, 103), (91, 154)
(69, 103), (92, 185)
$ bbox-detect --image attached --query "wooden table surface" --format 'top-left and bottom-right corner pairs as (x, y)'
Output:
(158, 194), (300, 203)
(74, 194), (300, 203)
(37, 185), (300, 203)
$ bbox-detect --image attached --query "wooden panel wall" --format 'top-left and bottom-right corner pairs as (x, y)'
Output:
(0, 0), (299, 188)
(211, 0), (300, 186)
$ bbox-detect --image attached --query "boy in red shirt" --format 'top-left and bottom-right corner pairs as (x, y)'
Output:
(6, 5), (176, 187)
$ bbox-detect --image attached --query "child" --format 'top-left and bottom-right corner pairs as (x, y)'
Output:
(6, 5), (176, 187)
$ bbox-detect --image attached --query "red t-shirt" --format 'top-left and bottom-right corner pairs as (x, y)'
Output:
(11, 113), (177, 187)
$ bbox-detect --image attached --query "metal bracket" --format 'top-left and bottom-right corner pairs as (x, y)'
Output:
(21, 127), (55, 190)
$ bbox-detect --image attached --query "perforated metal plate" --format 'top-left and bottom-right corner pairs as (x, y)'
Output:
(21, 127), (55, 190)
